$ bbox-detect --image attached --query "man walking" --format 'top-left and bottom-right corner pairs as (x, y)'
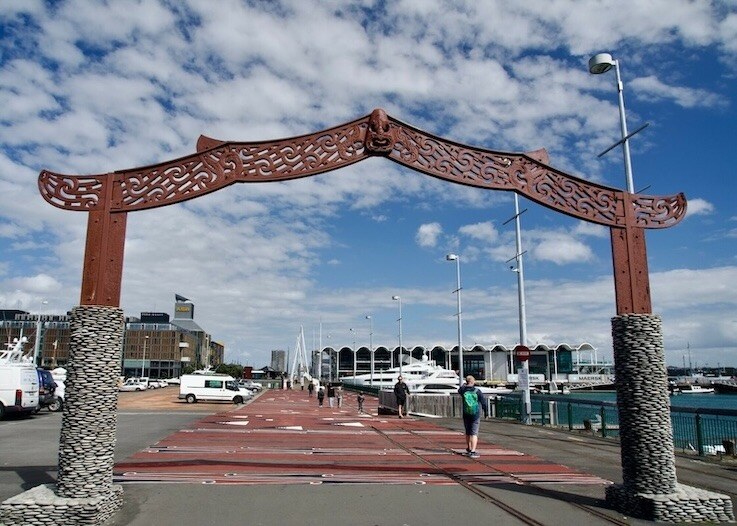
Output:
(393, 376), (410, 418)
(458, 375), (488, 458)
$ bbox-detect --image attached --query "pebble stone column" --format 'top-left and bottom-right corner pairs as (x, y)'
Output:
(610, 313), (677, 495)
(57, 305), (124, 498)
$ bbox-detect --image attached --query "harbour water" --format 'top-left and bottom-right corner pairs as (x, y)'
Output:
(542, 391), (737, 453)
(566, 391), (737, 411)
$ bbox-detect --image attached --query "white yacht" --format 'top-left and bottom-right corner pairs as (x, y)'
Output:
(340, 355), (460, 392)
(677, 384), (715, 394)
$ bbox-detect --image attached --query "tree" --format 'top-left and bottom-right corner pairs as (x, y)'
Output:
(215, 363), (243, 378)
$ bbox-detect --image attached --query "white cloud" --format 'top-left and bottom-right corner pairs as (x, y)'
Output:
(532, 233), (595, 264)
(573, 221), (608, 238)
(6, 274), (62, 294)
(416, 222), (443, 248)
(459, 221), (499, 243)
(631, 76), (723, 108)
(686, 198), (715, 217)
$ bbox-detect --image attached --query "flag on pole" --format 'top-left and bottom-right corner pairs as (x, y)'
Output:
(175, 293), (190, 302)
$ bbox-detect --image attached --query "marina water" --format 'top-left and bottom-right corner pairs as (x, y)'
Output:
(552, 391), (737, 454)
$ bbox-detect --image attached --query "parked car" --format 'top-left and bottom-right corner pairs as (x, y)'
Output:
(36, 368), (59, 412)
(238, 379), (263, 392)
(49, 368), (66, 412)
(137, 377), (160, 389)
(119, 378), (147, 392)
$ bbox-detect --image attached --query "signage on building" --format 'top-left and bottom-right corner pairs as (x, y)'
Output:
(140, 312), (170, 324)
(174, 302), (194, 319)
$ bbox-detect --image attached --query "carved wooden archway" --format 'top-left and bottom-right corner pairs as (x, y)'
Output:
(39, 108), (686, 312)
(31, 109), (717, 525)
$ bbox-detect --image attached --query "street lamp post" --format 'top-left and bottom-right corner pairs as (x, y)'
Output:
(507, 194), (532, 424)
(588, 52), (635, 193)
(445, 254), (464, 386)
(33, 300), (49, 366)
(325, 333), (333, 382)
(392, 296), (403, 375)
(350, 327), (356, 377)
(366, 315), (374, 386)
(141, 335), (149, 378)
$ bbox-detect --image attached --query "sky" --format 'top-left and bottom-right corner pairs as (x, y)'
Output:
(1, 0), (736, 370)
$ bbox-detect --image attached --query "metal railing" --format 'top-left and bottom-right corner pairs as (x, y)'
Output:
(495, 394), (737, 457)
(367, 387), (737, 457)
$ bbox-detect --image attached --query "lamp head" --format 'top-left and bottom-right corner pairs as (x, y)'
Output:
(589, 53), (615, 74)
(392, 295), (400, 301)
(446, 254), (458, 261)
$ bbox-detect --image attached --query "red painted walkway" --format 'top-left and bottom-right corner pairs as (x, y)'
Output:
(114, 390), (610, 488)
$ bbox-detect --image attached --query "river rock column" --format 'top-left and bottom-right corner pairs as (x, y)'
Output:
(57, 305), (123, 497)
(605, 313), (734, 522)
(0, 305), (124, 526)
(610, 314), (676, 493)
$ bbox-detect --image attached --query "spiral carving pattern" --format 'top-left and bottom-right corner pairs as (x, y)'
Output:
(386, 120), (684, 228)
(37, 108), (686, 229)
(39, 171), (104, 210)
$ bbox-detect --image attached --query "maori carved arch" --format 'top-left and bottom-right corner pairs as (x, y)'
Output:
(39, 108), (685, 229)
(37, 108), (686, 310)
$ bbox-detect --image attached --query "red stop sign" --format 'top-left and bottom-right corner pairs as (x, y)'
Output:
(515, 345), (531, 361)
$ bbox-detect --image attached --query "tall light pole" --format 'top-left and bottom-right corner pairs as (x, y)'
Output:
(588, 52), (635, 193)
(366, 315), (374, 386)
(506, 194), (532, 424)
(392, 295), (403, 375)
(141, 335), (149, 378)
(445, 254), (464, 386)
(350, 327), (356, 377)
(325, 333), (333, 382)
(33, 299), (49, 366)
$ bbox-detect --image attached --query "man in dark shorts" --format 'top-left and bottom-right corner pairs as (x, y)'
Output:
(458, 375), (488, 457)
(393, 376), (410, 418)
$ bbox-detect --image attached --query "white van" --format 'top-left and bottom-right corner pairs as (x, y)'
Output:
(179, 374), (252, 404)
(0, 339), (40, 419)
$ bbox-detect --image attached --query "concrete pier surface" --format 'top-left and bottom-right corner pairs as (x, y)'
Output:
(1, 388), (734, 525)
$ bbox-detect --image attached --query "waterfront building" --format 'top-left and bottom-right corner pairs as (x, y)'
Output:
(321, 343), (606, 384)
(1, 311), (71, 367)
(1, 298), (224, 378)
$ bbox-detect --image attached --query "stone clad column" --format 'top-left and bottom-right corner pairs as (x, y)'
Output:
(610, 314), (676, 494)
(0, 305), (124, 525)
(606, 314), (734, 522)
(57, 305), (124, 497)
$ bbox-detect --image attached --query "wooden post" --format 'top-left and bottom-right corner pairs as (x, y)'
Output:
(80, 175), (127, 307)
(610, 193), (652, 315)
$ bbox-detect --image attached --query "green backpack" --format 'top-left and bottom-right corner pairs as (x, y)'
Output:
(462, 389), (479, 415)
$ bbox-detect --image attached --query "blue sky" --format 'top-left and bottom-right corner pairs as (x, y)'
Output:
(1, 0), (736, 369)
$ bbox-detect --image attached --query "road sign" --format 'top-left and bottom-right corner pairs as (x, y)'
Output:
(515, 345), (531, 361)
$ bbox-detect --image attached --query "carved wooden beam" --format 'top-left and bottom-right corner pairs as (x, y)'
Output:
(39, 109), (686, 230)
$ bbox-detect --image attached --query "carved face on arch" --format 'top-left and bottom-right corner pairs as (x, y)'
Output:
(365, 108), (395, 154)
